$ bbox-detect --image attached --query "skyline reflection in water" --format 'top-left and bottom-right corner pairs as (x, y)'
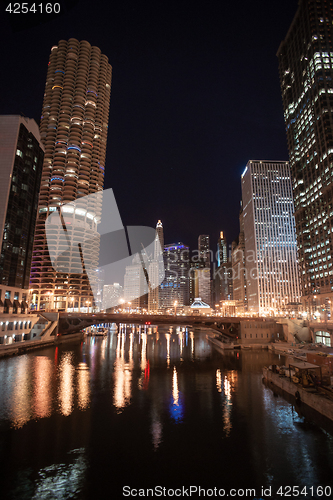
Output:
(0, 326), (333, 499)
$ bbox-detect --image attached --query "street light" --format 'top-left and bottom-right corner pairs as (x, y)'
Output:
(174, 301), (178, 315)
(47, 291), (53, 312)
(69, 296), (74, 312)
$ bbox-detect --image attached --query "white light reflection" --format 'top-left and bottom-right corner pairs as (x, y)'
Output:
(113, 331), (133, 412)
(190, 331), (194, 358)
(31, 448), (87, 500)
(58, 353), (74, 416)
(223, 375), (232, 436)
(33, 356), (53, 419)
(76, 362), (90, 410)
(151, 408), (163, 450)
(11, 357), (31, 428)
(216, 369), (222, 392)
(179, 329), (184, 360)
(166, 333), (170, 367)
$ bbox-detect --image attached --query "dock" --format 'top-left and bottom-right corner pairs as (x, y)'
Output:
(263, 366), (333, 421)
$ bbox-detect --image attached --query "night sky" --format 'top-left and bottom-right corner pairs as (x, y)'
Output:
(0, 0), (298, 255)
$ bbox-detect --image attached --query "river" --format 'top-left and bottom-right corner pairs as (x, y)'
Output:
(0, 325), (332, 499)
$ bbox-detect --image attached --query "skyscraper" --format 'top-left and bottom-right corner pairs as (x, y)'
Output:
(217, 231), (227, 267)
(102, 282), (123, 311)
(231, 212), (247, 312)
(197, 234), (211, 304)
(0, 116), (44, 289)
(30, 39), (112, 311)
(198, 235), (210, 267)
(124, 254), (148, 309)
(277, 0), (333, 310)
(241, 160), (301, 314)
(160, 243), (190, 309)
(148, 220), (164, 311)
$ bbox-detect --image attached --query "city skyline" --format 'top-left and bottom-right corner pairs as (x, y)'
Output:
(0, 0), (298, 251)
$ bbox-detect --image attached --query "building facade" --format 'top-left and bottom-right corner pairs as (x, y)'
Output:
(198, 235), (211, 267)
(0, 116), (44, 289)
(123, 255), (149, 310)
(0, 115), (43, 344)
(231, 211), (247, 312)
(217, 231), (227, 267)
(241, 160), (301, 314)
(160, 243), (190, 310)
(30, 39), (112, 311)
(148, 220), (164, 311)
(102, 282), (123, 311)
(277, 0), (333, 312)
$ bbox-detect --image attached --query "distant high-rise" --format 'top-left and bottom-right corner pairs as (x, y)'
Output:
(160, 243), (190, 309)
(217, 231), (227, 267)
(197, 234), (211, 304)
(0, 116), (44, 289)
(277, 0), (333, 309)
(124, 254), (148, 309)
(231, 211), (247, 312)
(198, 235), (210, 268)
(30, 39), (112, 311)
(242, 160), (301, 314)
(148, 220), (164, 311)
(102, 282), (123, 311)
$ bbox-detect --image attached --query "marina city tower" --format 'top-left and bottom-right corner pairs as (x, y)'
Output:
(30, 39), (112, 311)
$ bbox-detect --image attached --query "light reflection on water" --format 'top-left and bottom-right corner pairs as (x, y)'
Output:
(31, 448), (87, 500)
(0, 326), (333, 499)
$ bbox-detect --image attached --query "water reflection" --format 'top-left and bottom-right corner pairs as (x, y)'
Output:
(31, 448), (87, 500)
(170, 365), (184, 422)
(1, 328), (333, 499)
(11, 356), (31, 429)
(76, 362), (90, 410)
(151, 408), (163, 450)
(113, 330), (134, 412)
(215, 368), (235, 436)
(33, 356), (52, 419)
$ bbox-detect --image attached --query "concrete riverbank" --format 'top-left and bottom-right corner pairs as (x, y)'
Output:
(263, 367), (333, 421)
(0, 331), (84, 358)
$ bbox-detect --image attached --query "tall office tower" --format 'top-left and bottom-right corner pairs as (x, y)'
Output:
(215, 231), (232, 305)
(217, 231), (227, 267)
(124, 255), (148, 309)
(198, 235), (210, 267)
(194, 268), (211, 305)
(231, 211), (247, 312)
(277, 0), (333, 310)
(102, 282), (123, 311)
(189, 258), (206, 303)
(197, 234), (211, 304)
(215, 262), (233, 303)
(0, 116), (44, 289)
(160, 243), (190, 309)
(148, 220), (164, 311)
(242, 160), (301, 314)
(30, 39), (112, 311)
(156, 219), (164, 249)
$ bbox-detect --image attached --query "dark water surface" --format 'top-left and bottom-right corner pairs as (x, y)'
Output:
(0, 325), (333, 499)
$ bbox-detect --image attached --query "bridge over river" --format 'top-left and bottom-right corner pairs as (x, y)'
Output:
(58, 312), (242, 339)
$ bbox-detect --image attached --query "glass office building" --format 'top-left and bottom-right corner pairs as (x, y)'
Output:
(241, 160), (301, 314)
(277, 0), (333, 311)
